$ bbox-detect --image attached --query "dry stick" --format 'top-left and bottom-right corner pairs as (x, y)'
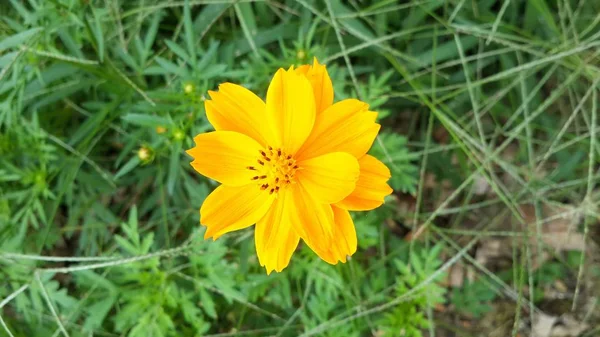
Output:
(0, 284), (29, 308)
(39, 244), (194, 274)
(274, 277), (313, 337)
(323, 26), (431, 64)
(573, 86), (597, 311)
(296, 0), (424, 68)
(233, 3), (259, 57)
(454, 33), (487, 149)
(44, 132), (116, 188)
(35, 273), (70, 337)
(518, 50), (537, 330)
(0, 49), (24, 82)
(119, 0), (259, 19)
(0, 315), (15, 337)
(335, 0), (436, 18)
(50, 268), (114, 337)
(106, 0), (127, 51)
(109, 61), (156, 106)
(448, 0), (466, 23)
(9, 307), (119, 337)
(421, 26), (439, 337)
(536, 78), (600, 168)
(324, 0), (360, 98)
(203, 326), (302, 337)
(486, 0), (511, 45)
(19, 45), (99, 65)
(453, 24), (600, 81)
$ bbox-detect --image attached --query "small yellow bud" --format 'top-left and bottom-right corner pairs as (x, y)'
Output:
(173, 130), (185, 141)
(156, 126), (167, 134)
(137, 147), (150, 161)
(184, 83), (194, 94)
(297, 49), (306, 60)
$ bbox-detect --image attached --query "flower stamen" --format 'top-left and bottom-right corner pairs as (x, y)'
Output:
(247, 146), (298, 194)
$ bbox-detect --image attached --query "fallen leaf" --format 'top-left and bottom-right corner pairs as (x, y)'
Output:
(532, 313), (557, 337)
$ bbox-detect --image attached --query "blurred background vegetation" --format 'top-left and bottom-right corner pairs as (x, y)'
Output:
(1, 0), (599, 336)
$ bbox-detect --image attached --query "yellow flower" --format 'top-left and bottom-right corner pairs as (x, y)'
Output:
(187, 58), (392, 274)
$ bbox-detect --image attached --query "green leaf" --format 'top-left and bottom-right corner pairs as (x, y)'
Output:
(115, 157), (140, 179)
(199, 288), (217, 319)
(91, 8), (105, 62)
(152, 56), (188, 77)
(83, 296), (117, 331)
(183, 0), (196, 63)
(57, 28), (85, 59)
(121, 113), (170, 127)
(167, 141), (182, 195)
(0, 27), (42, 52)
(115, 235), (138, 255)
(165, 39), (190, 64)
(143, 11), (163, 61)
(193, 3), (230, 38)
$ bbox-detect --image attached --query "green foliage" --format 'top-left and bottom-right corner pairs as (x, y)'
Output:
(451, 279), (498, 318)
(1, 0), (599, 336)
(379, 244), (447, 336)
(370, 132), (418, 195)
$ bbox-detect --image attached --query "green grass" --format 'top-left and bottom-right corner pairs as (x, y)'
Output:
(1, 0), (600, 336)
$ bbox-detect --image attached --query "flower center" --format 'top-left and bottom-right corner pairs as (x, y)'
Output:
(246, 146), (298, 194)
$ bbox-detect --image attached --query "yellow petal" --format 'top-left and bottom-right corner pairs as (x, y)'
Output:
(296, 58), (334, 114)
(266, 68), (316, 154)
(295, 65), (310, 74)
(336, 155), (393, 211)
(310, 206), (357, 264)
(255, 188), (300, 274)
(296, 99), (380, 160)
(204, 83), (273, 146)
(285, 184), (337, 262)
(201, 184), (274, 240)
(205, 83), (275, 146)
(296, 152), (360, 204)
(187, 131), (262, 186)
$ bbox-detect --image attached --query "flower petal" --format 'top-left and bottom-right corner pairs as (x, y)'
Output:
(296, 99), (380, 160)
(296, 58), (333, 114)
(201, 184), (274, 240)
(187, 131), (262, 186)
(285, 184), (337, 262)
(205, 83), (275, 146)
(336, 155), (393, 211)
(255, 189), (300, 274)
(309, 206), (357, 264)
(266, 68), (316, 154)
(296, 152), (360, 204)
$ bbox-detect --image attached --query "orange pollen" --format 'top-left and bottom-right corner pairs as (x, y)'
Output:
(247, 147), (298, 194)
